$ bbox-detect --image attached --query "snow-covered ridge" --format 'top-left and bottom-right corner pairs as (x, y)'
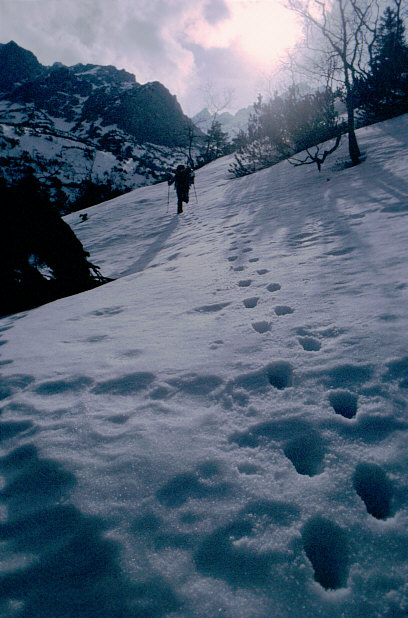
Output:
(0, 115), (407, 616)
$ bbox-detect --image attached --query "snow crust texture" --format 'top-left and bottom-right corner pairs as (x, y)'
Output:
(0, 115), (408, 617)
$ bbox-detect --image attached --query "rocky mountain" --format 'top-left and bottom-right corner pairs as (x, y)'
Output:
(0, 41), (201, 212)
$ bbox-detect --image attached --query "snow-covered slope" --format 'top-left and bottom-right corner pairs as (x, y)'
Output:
(1, 115), (407, 617)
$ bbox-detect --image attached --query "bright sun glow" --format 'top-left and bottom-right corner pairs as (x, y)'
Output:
(191, 0), (301, 68)
(233, 0), (301, 64)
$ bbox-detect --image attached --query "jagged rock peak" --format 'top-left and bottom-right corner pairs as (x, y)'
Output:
(0, 41), (43, 90)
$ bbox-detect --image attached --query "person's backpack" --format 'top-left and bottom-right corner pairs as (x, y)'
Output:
(176, 167), (194, 189)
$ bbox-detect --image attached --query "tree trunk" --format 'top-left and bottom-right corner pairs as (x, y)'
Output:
(346, 91), (361, 165)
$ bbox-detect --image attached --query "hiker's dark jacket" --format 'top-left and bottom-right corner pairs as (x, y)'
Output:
(168, 166), (195, 213)
(168, 167), (195, 193)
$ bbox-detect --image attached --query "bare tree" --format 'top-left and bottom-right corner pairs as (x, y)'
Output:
(288, 134), (342, 171)
(285, 0), (381, 165)
(194, 82), (235, 164)
(201, 81), (235, 120)
(184, 119), (199, 167)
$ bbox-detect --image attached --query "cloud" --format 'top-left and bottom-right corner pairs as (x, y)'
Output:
(203, 0), (230, 25)
(183, 41), (261, 113)
(0, 0), (294, 114)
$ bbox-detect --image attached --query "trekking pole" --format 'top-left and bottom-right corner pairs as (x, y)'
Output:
(166, 184), (170, 213)
(193, 184), (198, 205)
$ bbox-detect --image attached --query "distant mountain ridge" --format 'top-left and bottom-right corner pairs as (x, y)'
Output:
(193, 106), (253, 137)
(0, 41), (200, 212)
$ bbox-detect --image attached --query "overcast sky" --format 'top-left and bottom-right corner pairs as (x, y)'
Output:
(0, 0), (301, 116)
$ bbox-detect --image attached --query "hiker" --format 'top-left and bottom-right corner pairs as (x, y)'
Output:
(168, 164), (195, 214)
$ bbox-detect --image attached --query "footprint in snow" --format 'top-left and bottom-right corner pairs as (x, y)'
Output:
(328, 390), (358, 419)
(209, 340), (224, 350)
(353, 462), (394, 519)
(89, 306), (124, 317)
(118, 349), (143, 359)
(265, 361), (294, 390)
(298, 336), (321, 351)
(167, 252), (180, 261)
(252, 321), (271, 334)
(325, 246), (356, 257)
(248, 257), (259, 263)
(194, 302), (230, 313)
(84, 335), (109, 344)
(230, 417), (308, 451)
(256, 269), (269, 275)
(106, 414), (129, 424)
(227, 362), (294, 399)
(243, 297), (259, 309)
(228, 256), (238, 262)
(302, 516), (350, 590)
(283, 430), (325, 476)
(238, 280), (252, 288)
(91, 372), (156, 395)
(230, 417), (325, 476)
(267, 283), (281, 292)
(274, 306), (294, 316)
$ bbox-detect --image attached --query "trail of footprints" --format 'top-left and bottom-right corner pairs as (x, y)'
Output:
(148, 360), (401, 593)
(1, 359), (402, 594)
(189, 236), (403, 591)
(227, 235), (400, 590)
(0, 239), (405, 599)
(228, 238), (295, 333)
(226, 238), (325, 354)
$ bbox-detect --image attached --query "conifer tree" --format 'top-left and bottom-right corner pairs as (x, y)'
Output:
(356, 4), (408, 121)
(200, 119), (231, 164)
(0, 174), (108, 316)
